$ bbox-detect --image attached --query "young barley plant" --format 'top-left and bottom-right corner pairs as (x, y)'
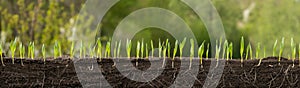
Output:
(206, 43), (210, 59)
(10, 38), (17, 64)
(126, 39), (132, 59)
(173, 40), (178, 60)
(42, 44), (46, 64)
(0, 43), (3, 66)
(189, 39), (194, 69)
(97, 38), (102, 58)
(158, 39), (162, 58)
(256, 42), (261, 59)
(229, 42), (233, 60)
(179, 38), (187, 59)
(28, 42), (32, 59)
(20, 43), (25, 66)
(168, 42), (171, 58)
(279, 37), (285, 63)
(80, 41), (83, 58)
(151, 40), (154, 58)
(105, 42), (111, 58)
(273, 40), (278, 56)
(90, 43), (96, 58)
(146, 44), (148, 59)
(136, 41), (140, 58)
(113, 41), (117, 58)
(54, 41), (60, 59)
(263, 46), (266, 58)
(70, 41), (74, 59)
(117, 40), (121, 58)
(198, 40), (205, 65)
(165, 39), (169, 58)
(291, 38), (296, 61)
(215, 40), (221, 60)
(162, 43), (167, 68)
(222, 40), (228, 59)
(240, 36), (245, 63)
(141, 40), (144, 58)
(246, 43), (251, 60)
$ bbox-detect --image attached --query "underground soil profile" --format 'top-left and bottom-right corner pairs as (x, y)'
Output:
(0, 56), (300, 88)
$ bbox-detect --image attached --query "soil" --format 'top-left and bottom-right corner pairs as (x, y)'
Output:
(0, 56), (300, 88)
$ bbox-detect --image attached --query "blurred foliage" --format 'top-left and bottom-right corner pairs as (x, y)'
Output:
(0, 0), (300, 58)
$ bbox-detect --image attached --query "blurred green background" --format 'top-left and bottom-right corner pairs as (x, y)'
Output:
(0, 0), (300, 58)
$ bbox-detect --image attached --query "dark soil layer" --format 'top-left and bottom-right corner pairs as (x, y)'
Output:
(0, 57), (300, 88)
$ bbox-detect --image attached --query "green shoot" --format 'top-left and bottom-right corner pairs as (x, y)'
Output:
(113, 41), (117, 58)
(151, 40), (154, 58)
(279, 37), (285, 63)
(206, 43), (210, 59)
(168, 43), (171, 58)
(10, 38), (17, 64)
(189, 39), (194, 69)
(136, 41), (140, 58)
(42, 44), (46, 64)
(263, 46), (266, 58)
(158, 39), (162, 58)
(80, 41), (83, 58)
(173, 40), (178, 60)
(163, 42), (167, 60)
(141, 40), (144, 58)
(240, 36), (244, 63)
(273, 40), (278, 56)
(28, 42), (32, 59)
(105, 42), (111, 58)
(117, 40), (121, 58)
(291, 38), (296, 61)
(54, 41), (60, 59)
(146, 44), (148, 59)
(299, 43), (300, 66)
(222, 40), (228, 59)
(246, 43), (251, 60)
(229, 42), (233, 60)
(256, 42), (261, 59)
(126, 39), (132, 59)
(165, 39), (169, 58)
(97, 38), (102, 59)
(198, 40), (205, 65)
(19, 43), (25, 66)
(179, 38), (187, 59)
(226, 42), (231, 60)
(90, 43), (96, 58)
(0, 43), (3, 66)
(70, 41), (74, 59)
(215, 40), (221, 60)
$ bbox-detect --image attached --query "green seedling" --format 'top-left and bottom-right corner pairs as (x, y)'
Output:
(256, 42), (261, 59)
(97, 38), (102, 59)
(54, 41), (60, 59)
(28, 42), (32, 59)
(70, 41), (74, 59)
(291, 38), (296, 61)
(299, 44), (300, 66)
(263, 46), (266, 58)
(158, 39), (162, 58)
(136, 41), (140, 58)
(113, 41), (117, 58)
(165, 39), (169, 58)
(229, 42), (233, 60)
(246, 43), (252, 60)
(273, 40), (278, 56)
(206, 43), (210, 59)
(90, 43), (96, 58)
(198, 40), (205, 65)
(42, 44), (46, 64)
(189, 39), (195, 69)
(0, 43), (3, 66)
(168, 43), (171, 58)
(279, 37), (285, 63)
(126, 39), (132, 59)
(151, 40), (154, 58)
(222, 40), (228, 59)
(80, 41), (83, 58)
(162, 43), (167, 68)
(19, 43), (25, 66)
(179, 38), (187, 59)
(117, 41), (121, 58)
(105, 42), (111, 58)
(240, 36), (244, 63)
(10, 38), (17, 64)
(145, 44), (148, 59)
(215, 40), (221, 60)
(173, 40), (178, 60)
(141, 40), (144, 58)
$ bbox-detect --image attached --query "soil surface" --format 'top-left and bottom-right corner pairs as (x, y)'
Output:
(0, 57), (300, 88)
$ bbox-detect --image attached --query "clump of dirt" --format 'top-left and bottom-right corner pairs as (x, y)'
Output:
(0, 57), (300, 87)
